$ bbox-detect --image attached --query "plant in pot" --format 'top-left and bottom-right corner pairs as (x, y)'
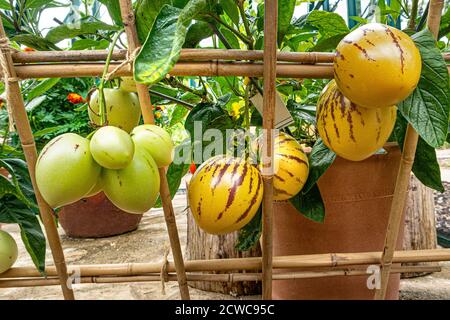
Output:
(129, 0), (450, 299)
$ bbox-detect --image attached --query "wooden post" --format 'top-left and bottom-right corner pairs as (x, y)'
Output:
(0, 20), (74, 300)
(261, 0), (278, 300)
(118, 0), (190, 300)
(374, 0), (444, 299)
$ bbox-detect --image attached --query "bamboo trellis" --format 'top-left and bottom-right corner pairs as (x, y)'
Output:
(0, 0), (448, 301)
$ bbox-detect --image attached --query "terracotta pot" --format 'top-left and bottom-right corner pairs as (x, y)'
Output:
(58, 192), (143, 238)
(273, 145), (404, 300)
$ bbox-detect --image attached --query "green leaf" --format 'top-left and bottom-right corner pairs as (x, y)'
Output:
(397, 29), (450, 148)
(98, 0), (123, 26)
(0, 160), (37, 209)
(277, 0), (296, 46)
(70, 39), (110, 50)
(185, 101), (235, 160)
(235, 206), (262, 251)
(169, 105), (189, 126)
(26, 0), (64, 8)
(135, 0), (172, 44)
(220, 0), (239, 26)
(135, 0), (207, 86)
(0, 197), (46, 273)
(27, 78), (61, 102)
(154, 140), (191, 207)
(0, 0), (10, 9)
(45, 21), (120, 43)
(218, 27), (239, 48)
(302, 138), (336, 193)
(289, 184), (325, 223)
(183, 21), (213, 48)
(11, 34), (59, 51)
(393, 112), (444, 192)
(438, 7), (450, 39)
(295, 11), (349, 52)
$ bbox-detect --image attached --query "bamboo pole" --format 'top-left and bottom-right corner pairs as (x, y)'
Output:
(0, 266), (440, 289)
(2, 249), (449, 280)
(0, 20), (74, 300)
(12, 62), (336, 79)
(118, 0), (190, 300)
(10, 49), (450, 64)
(11, 49), (336, 64)
(374, 0), (445, 300)
(261, 0), (278, 300)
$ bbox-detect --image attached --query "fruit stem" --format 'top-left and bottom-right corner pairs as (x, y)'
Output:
(244, 81), (251, 160)
(98, 30), (122, 126)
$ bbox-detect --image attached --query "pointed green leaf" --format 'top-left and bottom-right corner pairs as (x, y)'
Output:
(397, 29), (450, 148)
(134, 0), (207, 86)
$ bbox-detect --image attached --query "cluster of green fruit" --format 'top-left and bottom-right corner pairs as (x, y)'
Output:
(36, 86), (174, 214)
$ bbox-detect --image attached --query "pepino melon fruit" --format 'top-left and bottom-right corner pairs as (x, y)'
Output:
(90, 126), (134, 169)
(130, 124), (174, 168)
(188, 155), (263, 235)
(316, 80), (397, 161)
(0, 230), (18, 274)
(36, 133), (101, 208)
(334, 23), (421, 108)
(88, 88), (141, 133)
(102, 149), (160, 214)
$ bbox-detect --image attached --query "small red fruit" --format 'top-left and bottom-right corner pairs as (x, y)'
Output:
(189, 162), (196, 174)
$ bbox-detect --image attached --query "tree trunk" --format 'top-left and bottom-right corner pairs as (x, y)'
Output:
(185, 182), (262, 296)
(402, 174), (438, 278)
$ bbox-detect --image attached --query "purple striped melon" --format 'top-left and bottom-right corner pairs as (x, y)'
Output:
(188, 155), (263, 235)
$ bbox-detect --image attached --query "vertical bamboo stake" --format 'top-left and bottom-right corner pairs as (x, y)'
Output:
(374, 0), (444, 300)
(261, 0), (278, 300)
(118, 0), (190, 300)
(0, 20), (74, 300)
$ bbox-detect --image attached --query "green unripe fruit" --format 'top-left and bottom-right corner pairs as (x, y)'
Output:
(102, 149), (160, 214)
(131, 124), (174, 168)
(0, 230), (18, 274)
(90, 126), (134, 169)
(36, 133), (101, 208)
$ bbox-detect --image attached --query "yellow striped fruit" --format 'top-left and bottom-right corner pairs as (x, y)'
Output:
(0, 230), (18, 274)
(334, 23), (421, 108)
(36, 133), (102, 208)
(272, 133), (309, 200)
(88, 88), (141, 133)
(188, 155), (263, 235)
(102, 149), (160, 214)
(316, 80), (397, 161)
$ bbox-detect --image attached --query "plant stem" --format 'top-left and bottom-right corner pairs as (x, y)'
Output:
(407, 0), (419, 30)
(416, 1), (429, 31)
(98, 30), (122, 126)
(237, 1), (254, 49)
(208, 13), (251, 45)
(149, 90), (193, 110)
(208, 22), (232, 48)
(165, 76), (205, 99)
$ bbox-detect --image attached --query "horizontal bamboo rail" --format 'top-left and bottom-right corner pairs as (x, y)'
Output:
(0, 266), (441, 289)
(2, 249), (449, 279)
(13, 62), (335, 79)
(11, 49), (450, 64)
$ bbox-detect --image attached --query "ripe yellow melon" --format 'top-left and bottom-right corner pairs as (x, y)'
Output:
(272, 133), (309, 200)
(334, 23), (421, 108)
(316, 80), (397, 161)
(188, 155), (263, 235)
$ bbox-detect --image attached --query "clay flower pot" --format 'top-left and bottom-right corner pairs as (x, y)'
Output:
(273, 144), (404, 300)
(58, 192), (143, 238)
